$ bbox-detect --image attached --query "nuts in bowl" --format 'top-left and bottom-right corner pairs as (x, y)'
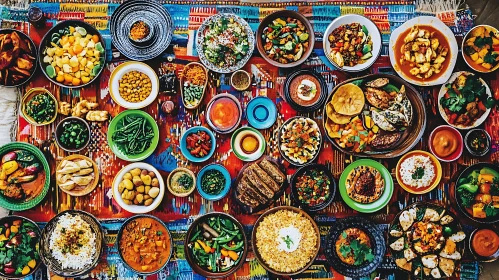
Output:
(113, 162), (165, 213)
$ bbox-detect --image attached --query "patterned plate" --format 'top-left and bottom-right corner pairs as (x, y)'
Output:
(0, 142), (50, 211)
(324, 216), (385, 278)
(110, 0), (173, 61)
(196, 13), (255, 73)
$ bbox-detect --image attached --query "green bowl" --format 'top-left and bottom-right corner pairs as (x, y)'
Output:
(339, 159), (393, 213)
(107, 110), (159, 161)
(0, 142), (51, 211)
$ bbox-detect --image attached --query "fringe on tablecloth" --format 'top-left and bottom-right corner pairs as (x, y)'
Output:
(416, 0), (464, 14)
(0, 87), (19, 146)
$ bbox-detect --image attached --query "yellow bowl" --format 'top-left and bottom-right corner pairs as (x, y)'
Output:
(21, 88), (58, 126)
(396, 150), (442, 194)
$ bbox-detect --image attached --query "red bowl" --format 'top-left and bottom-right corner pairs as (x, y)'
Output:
(428, 125), (463, 162)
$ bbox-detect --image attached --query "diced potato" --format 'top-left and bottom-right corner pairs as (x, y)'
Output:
(477, 194), (492, 204)
(483, 63), (493, 69)
(473, 203), (487, 218)
(493, 37), (499, 45)
(479, 48), (489, 58)
(493, 196), (499, 202)
(476, 57), (484, 64)
(471, 26), (485, 37)
(470, 52), (479, 61)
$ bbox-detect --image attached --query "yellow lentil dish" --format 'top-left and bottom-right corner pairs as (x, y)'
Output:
(119, 217), (171, 273)
(119, 70), (152, 103)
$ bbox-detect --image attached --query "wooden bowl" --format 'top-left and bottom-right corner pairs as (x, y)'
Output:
(180, 62), (208, 110)
(251, 206), (320, 276)
(167, 167), (196, 197)
(21, 87), (58, 126)
(56, 155), (99, 196)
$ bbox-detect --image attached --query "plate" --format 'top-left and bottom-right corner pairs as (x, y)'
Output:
(388, 16), (458, 86)
(0, 29), (37, 87)
(283, 69), (328, 112)
(246, 96), (277, 129)
(109, 61), (159, 109)
(112, 162), (165, 214)
(196, 164), (231, 201)
(56, 155), (99, 197)
(395, 150), (442, 195)
(196, 13), (254, 73)
(231, 127), (266, 162)
(323, 74), (426, 158)
(278, 116), (322, 166)
(437, 71), (492, 130)
(107, 110), (159, 161)
(0, 142), (50, 211)
(462, 25), (499, 73)
(339, 159), (393, 213)
(324, 216), (385, 278)
(323, 14), (382, 72)
(39, 210), (104, 277)
(290, 163), (336, 211)
(180, 126), (216, 163)
(110, 0), (173, 61)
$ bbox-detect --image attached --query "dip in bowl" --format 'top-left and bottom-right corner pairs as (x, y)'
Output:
(284, 70), (327, 112)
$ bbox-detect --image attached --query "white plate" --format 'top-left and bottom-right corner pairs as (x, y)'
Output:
(323, 14), (382, 72)
(437, 71), (492, 130)
(112, 162), (165, 214)
(109, 61), (159, 109)
(389, 16), (458, 86)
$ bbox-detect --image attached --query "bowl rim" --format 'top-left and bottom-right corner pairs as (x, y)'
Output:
(230, 70), (251, 91)
(251, 205), (321, 276)
(468, 227), (499, 262)
(183, 211), (248, 278)
(206, 93), (242, 134)
(290, 163), (336, 211)
(55, 116), (91, 153)
(256, 10), (315, 68)
(21, 87), (58, 126)
(180, 126), (216, 163)
(0, 29), (38, 88)
(38, 20), (106, 89)
(167, 167), (196, 197)
(111, 162), (165, 214)
(464, 128), (491, 157)
(230, 126), (266, 162)
(116, 214), (173, 275)
(428, 125), (464, 162)
(245, 96), (277, 129)
(0, 215), (42, 279)
(278, 116), (322, 166)
(461, 24), (499, 73)
(395, 150), (443, 195)
(322, 14), (382, 72)
(196, 164), (231, 201)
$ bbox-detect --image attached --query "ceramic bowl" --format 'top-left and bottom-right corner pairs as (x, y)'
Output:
(395, 150), (442, 195)
(55, 117), (91, 153)
(231, 127), (266, 162)
(428, 125), (464, 162)
(180, 126), (216, 163)
(245, 96), (277, 129)
(462, 25), (499, 73)
(464, 128), (491, 157)
(196, 164), (231, 201)
(167, 167), (196, 197)
(206, 93), (242, 134)
(0, 29), (38, 87)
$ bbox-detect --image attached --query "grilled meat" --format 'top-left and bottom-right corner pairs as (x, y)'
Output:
(371, 133), (401, 150)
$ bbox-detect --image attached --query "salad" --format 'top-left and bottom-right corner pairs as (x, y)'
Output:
(457, 166), (499, 220)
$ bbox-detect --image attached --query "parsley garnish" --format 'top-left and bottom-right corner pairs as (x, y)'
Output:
(282, 235), (294, 249)
(412, 167), (425, 180)
(156, 230), (163, 236)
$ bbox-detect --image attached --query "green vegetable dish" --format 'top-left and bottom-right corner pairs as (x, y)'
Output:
(201, 170), (226, 195)
(24, 92), (56, 124)
(187, 215), (244, 273)
(57, 119), (89, 150)
(111, 115), (154, 155)
(261, 17), (310, 64)
(0, 218), (40, 277)
(457, 165), (499, 220)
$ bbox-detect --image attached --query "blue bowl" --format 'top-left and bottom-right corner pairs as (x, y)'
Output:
(246, 96), (277, 129)
(180, 126), (216, 163)
(196, 164), (231, 201)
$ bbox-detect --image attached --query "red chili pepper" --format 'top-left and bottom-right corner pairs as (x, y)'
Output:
(356, 51), (363, 57)
(267, 27), (273, 32)
(335, 42), (344, 47)
(190, 146), (201, 155)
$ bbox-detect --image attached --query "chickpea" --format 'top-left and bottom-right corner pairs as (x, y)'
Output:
(118, 70), (152, 103)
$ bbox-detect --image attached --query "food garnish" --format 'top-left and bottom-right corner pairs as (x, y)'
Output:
(328, 23), (373, 67)
(117, 167), (160, 206)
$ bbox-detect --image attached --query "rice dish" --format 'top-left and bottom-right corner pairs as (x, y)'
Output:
(399, 155), (435, 188)
(49, 213), (96, 270)
(255, 209), (318, 273)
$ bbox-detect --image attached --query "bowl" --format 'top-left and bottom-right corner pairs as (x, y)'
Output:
(38, 20), (105, 88)
(464, 128), (491, 157)
(251, 206), (320, 276)
(108, 61), (159, 109)
(107, 110), (159, 161)
(0, 29), (38, 87)
(39, 210), (104, 278)
(167, 167), (196, 197)
(56, 154), (99, 196)
(196, 164), (231, 201)
(323, 14), (382, 72)
(290, 163), (336, 211)
(283, 69), (328, 112)
(256, 10), (315, 68)
(180, 126), (216, 163)
(231, 70), (251, 91)
(468, 227), (499, 262)
(21, 88), (58, 126)
(231, 127), (266, 162)
(278, 116), (322, 166)
(55, 116), (91, 152)
(112, 162), (165, 214)
(116, 214), (173, 275)
(395, 150), (442, 195)
(184, 212), (248, 278)
(429, 125), (464, 162)
(462, 25), (499, 73)
(0, 215), (41, 279)
(206, 93), (242, 134)
(180, 62), (208, 110)
(245, 96), (277, 129)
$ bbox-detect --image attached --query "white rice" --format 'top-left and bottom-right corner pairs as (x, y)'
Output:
(400, 155), (436, 188)
(49, 213), (96, 270)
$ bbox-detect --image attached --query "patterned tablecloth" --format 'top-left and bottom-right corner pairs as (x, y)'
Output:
(0, 0), (491, 279)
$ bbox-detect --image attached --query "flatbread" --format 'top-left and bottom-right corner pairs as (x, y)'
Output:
(331, 83), (365, 116)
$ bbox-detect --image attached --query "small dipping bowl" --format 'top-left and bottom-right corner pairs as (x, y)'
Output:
(196, 164), (231, 201)
(128, 19), (154, 45)
(231, 127), (266, 161)
(231, 70), (251, 91)
(206, 93), (242, 134)
(428, 125), (463, 162)
(464, 128), (491, 157)
(246, 96), (277, 129)
(55, 117), (91, 152)
(469, 227), (499, 262)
